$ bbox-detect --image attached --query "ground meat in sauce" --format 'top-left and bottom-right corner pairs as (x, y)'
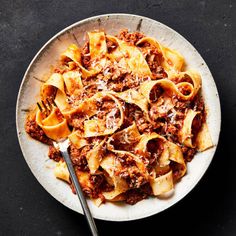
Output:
(90, 174), (114, 198)
(117, 154), (137, 167)
(122, 104), (155, 133)
(54, 108), (64, 122)
(80, 84), (98, 100)
(48, 145), (62, 162)
(146, 50), (167, 79)
(118, 29), (144, 45)
(146, 139), (164, 168)
(69, 115), (84, 130)
(192, 94), (206, 123)
(25, 115), (52, 145)
(175, 99), (191, 111)
(191, 114), (202, 142)
(125, 183), (153, 205)
(106, 72), (142, 92)
(119, 166), (147, 189)
(69, 145), (89, 171)
(163, 123), (180, 142)
(149, 85), (164, 102)
(96, 99), (119, 120)
(70, 172), (114, 199)
(170, 161), (186, 181)
(106, 38), (118, 53)
(181, 146), (197, 162)
(192, 94), (205, 111)
(81, 41), (91, 69)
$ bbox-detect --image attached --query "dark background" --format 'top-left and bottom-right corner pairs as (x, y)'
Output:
(1, 0), (235, 235)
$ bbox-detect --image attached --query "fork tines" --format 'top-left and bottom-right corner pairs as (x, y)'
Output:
(37, 98), (57, 115)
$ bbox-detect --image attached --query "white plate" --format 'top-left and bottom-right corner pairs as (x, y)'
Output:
(16, 14), (221, 221)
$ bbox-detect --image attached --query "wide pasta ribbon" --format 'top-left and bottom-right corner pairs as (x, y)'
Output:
(42, 72), (83, 112)
(100, 154), (129, 200)
(134, 133), (173, 195)
(88, 31), (107, 65)
(69, 130), (106, 174)
(195, 123), (213, 151)
(136, 37), (184, 72)
(139, 70), (201, 102)
(61, 31), (107, 78)
(159, 141), (186, 180)
(150, 171), (174, 196)
(54, 161), (70, 183)
(61, 44), (97, 78)
(107, 123), (148, 175)
(135, 132), (165, 156)
(35, 106), (71, 141)
(68, 131), (89, 149)
(169, 69), (202, 98)
(62, 91), (124, 137)
(108, 122), (141, 149)
(86, 138), (106, 174)
(53, 161), (94, 195)
(83, 92), (124, 137)
(97, 123), (150, 200)
(135, 132), (186, 194)
(179, 109), (213, 150)
(106, 35), (152, 77)
(112, 89), (152, 123)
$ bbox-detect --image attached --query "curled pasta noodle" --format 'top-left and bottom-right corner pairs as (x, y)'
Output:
(42, 73), (68, 111)
(86, 139), (106, 174)
(196, 123), (213, 151)
(36, 106), (71, 141)
(150, 171), (174, 196)
(106, 35), (152, 77)
(62, 70), (83, 95)
(68, 131), (89, 149)
(83, 92), (124, 137)
(88, 31), (107, 61)
(179, 109), (201, 148)
(107, 123), (149, 178)
(61, 44), (98, 78)
(100, 154), (129, 200)
(139, 72), (201, 102)
(136, 37), (184, 72)
(113, 89), (152, 122)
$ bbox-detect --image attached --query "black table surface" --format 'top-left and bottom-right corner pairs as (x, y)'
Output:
(1, 0), (235, 235)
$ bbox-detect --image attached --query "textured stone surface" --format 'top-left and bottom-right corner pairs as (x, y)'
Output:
(0, 0), (236, 235)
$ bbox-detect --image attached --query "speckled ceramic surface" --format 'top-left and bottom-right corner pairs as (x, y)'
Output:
(16, 14), (221, 221)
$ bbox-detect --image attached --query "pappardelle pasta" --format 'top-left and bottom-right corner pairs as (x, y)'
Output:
(26, 29), (213, 205)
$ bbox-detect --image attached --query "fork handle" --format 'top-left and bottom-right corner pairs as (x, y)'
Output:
(60, 149), (99, 236)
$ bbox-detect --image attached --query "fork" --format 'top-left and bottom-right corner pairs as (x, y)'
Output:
(37, 100), (99, 236)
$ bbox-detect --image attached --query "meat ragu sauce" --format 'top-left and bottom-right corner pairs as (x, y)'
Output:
(118, 29), (144, 45)
(26, 114), (52, 145)
(25, 29), (208, 205)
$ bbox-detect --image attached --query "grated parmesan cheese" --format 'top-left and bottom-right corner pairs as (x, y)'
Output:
(106, 108), (118, 129)
(96, 80), (108, 90)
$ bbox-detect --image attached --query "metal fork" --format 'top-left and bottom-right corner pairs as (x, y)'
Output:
(37, 100), (99, 236)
